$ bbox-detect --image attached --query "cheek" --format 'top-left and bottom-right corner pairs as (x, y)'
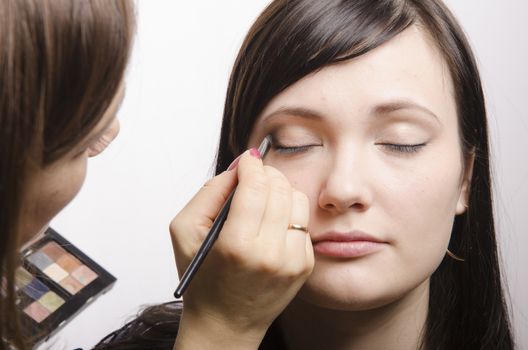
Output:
(379, 152), (463, 264)
(387, 155), (462, 223)
(272, 160), (321, 208)
(31, 157), (88, 234)
(267, 144), (464, 309)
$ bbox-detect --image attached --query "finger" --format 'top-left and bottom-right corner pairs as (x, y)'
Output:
(258, 166), (292, 246)
(169, 169), (238, 258)
(285, 190), (311, 271)
(221, 150), (268, 241)
(177, 169), (238, 228)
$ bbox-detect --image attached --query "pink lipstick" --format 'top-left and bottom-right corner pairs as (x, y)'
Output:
(312, 231), (387, 258)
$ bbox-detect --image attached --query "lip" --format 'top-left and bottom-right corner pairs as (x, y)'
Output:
(312, 231), (387, 258)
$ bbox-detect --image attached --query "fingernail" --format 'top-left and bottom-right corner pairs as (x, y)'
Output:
(227, 155), (241, 171)
(249, 148), (261, 158)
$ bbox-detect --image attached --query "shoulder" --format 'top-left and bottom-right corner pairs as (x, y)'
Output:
(93, 301), (286, 350)
(93, 301), (183, 350)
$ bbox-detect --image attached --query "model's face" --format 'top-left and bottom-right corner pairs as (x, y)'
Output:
(21, 86), (125, 244)
(248, 26), (471, 310)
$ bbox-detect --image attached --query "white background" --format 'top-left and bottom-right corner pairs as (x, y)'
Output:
(39, 1), (527, 349)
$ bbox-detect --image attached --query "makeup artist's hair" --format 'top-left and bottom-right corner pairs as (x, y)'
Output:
(0, 0), (135, 348)
(93, 0), (514, 349)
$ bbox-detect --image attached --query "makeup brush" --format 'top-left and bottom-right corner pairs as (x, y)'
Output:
(174, 136), (272, 298)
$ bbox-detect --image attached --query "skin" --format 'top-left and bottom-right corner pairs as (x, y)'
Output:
(20, 86), (125, 244)
(249, 24), (469, 310)
(248, 25), (473, 350)
(17, 78), (311, 350)
(15, 21), (473, 350)
(172, 25), (473, 350)
(171, 152), (314, 350)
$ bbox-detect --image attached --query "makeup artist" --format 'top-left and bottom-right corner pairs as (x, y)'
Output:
(0, 0), (312, 349)
(0, 1), (133, 347)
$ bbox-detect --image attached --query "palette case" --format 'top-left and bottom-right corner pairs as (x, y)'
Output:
(16, 227), (116, 345)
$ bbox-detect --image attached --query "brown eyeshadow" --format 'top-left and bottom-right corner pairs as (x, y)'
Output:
(56, 254), (82, 273)
(59, 276), (84, 295)
(17, 227), (117, 346)
(40, 241), (66, 261)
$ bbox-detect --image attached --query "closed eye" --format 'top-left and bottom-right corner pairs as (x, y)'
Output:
(376, 143), (426, 153)
(272, 143), (318, 155)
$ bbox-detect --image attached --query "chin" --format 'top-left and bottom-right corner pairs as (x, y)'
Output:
(296, 261), (432, 312)
(296, 279), (400, 311)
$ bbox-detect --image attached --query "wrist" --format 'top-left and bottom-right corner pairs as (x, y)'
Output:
(173, 309), (267, 350)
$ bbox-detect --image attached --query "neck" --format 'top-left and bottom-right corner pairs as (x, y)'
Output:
(277, 280), (429, 350)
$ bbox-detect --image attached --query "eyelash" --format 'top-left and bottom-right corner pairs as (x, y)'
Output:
(272, 143), (316, 154)
(376, 143), (426, 153)
(270, 141), (427, 155)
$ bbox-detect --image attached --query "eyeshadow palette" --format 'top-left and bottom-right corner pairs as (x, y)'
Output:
(16, 227), (116, 345)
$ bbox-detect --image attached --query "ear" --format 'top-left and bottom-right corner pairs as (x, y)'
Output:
(456, 150), (475, 215)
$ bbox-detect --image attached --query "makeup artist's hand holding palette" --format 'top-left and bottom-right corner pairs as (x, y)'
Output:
(15, 227), (116, 346)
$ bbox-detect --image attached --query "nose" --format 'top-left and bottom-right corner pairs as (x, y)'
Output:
(317, 148), (373, 213)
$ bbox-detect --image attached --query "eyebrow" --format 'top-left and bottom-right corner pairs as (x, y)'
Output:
(261, 107), (325, 122)
(262, 100), (442, 126)
(372, 100), (442, 126)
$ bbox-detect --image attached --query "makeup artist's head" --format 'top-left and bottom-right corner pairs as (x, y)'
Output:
(0, 0), (135, 348)
(215, 0), (512, 348)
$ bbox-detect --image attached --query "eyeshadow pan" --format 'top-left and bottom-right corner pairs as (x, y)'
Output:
(38, 291), (65, 312)
(40, 241), (66, 260)
(17, 227), (117, 347)
(27, 251), (53, 271)
(24, 301), (50, 323)
(15, 267), (33, 289)
(59, 276), (84, 295)
(23, 278), (49, 300)
(71, 265), (98, 286)
(43, 263), (69, 283)
(56, 253), (82, 273)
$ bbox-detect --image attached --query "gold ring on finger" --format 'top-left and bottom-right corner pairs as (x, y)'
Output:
(288, 223), (309, 233)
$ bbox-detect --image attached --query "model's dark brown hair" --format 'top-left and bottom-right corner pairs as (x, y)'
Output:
(214, 0), (513, 348)
(0, 0), (135, 348)
(93, 0), (514, 349)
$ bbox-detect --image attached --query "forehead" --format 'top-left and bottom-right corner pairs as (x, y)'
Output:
(258, 25), (456, 126)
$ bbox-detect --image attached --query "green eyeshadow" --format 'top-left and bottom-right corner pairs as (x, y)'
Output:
(15, 267), (33, 289)
(16, 227), (116, 347)
(38, 291), (65, 312)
